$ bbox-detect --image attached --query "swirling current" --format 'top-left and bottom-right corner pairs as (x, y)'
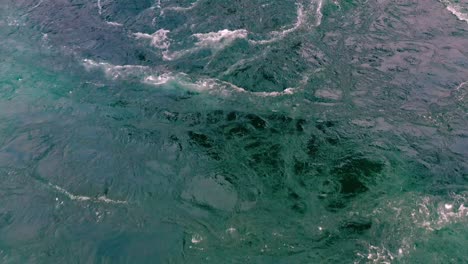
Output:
(0, 0), (467, 263)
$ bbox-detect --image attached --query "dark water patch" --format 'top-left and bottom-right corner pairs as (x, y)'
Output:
(332, 157), (384, 195)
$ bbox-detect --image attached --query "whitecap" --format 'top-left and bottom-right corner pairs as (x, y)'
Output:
(187, 78), (299, 97)
(412, 194), (468, 231)
(455, 81), (468, 90)
(250, 3), (306, 45)
(82, 59), (149, 80)
(143, 74), (177, 86)
(161, 29), (248, 61)
(97, 0), (102, 15)
(250, 0), (323, 45)
(315, 0), (324, 26)
(83, 59), (299, 98)
(162, 0), (203, 13)
(144, 74), (299, 97)
(453, 80), (467, 101)
(193, 29), (249, 48)
(441, 0), (468, 23)
(50, 183), (127, 204)
(355, 193), (467, 262)
(133, 29), (171, 49)
(106, 21), (123, 27)
(191, 234), (203, 244)
(251, 88), (299, 97)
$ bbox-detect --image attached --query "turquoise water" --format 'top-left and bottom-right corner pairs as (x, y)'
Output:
(0, 0), (467, 263)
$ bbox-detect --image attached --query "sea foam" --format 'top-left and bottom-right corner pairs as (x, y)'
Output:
(133, 29), (171, 49)
(193, 29), (248, 48)
(82, 59), (149, 80)
(161, 29), (248, 61)
(50, 183), (127, 204)
(442, 0), (468, 23)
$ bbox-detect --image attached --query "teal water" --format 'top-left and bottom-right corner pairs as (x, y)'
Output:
(0, 0), (467, 263)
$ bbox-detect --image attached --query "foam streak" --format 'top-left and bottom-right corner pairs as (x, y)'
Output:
(50, 183), (127, 204)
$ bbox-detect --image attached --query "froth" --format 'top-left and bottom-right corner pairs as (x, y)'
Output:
(193, 29), (248, 48)
(442, 0), (468, 23)
(315, 0), (324, 26)
(143, 74), (177, 86)
(161, 29), (248, 61)
(97, 0), (102, 15)
(82, 59), (149, 80)
(50, 183), (127, 204)
(250, 4), (306, 45)
(134, 29), (171, 49)
(162, 0), (203, 13)
(83, 59), (300, 98)
(144, 75), (299, 97)
(106, 21), (123, 27)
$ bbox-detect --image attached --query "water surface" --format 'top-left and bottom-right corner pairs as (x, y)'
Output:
(0, 0), (467, 263)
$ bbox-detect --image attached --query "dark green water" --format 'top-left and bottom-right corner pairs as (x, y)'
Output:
(0, 0), (467, 263)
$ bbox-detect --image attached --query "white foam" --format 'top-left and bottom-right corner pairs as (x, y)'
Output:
(315, 0), (324, 26)
(191, 234), (203, 244)
(440, 0), (468, 23)
(133, 29), (171, 49)
(106, 21), (123, 27)
(193, 29), (249, 48)
(161, 29), (248, 61)
(361, 245), (395, 263)
(251, 4), (306, 45)
(355, 193), (467, 262)
(50, 183), (127, 204)
(97, 0), (102, 15)
(251, 88), (298, 97)
(163, 0), (202, 13)
(192, 78), (301, 97)
(453, 80), (467, 101)
(143, 74), (177, 86)
(24, 0), (43, 14)
(82, 59), (149, 79)
(250, 0), (323, 45)
(455, 80), (468, 91)
(413, 195), (468, 231)
(83, 59), (299, 97)
(143, 73), (298, 97)
(445, 3), (468, 23)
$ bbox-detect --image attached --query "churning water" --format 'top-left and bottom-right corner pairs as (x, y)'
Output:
(0, 0), (467, 263)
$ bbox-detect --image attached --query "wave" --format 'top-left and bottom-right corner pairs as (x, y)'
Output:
(193, 29), (248, 48)
(414, 195), (468, 232)
(441, 0), (468, 23)
(315, 0), (324, 26)
(82, 59), (149, 80)
(133, 29), (171, 49)
(144, 73), (300, 97)
(97, 0), (102, 15)
(250, 3), (306, 45)
(356, 193), (468, 262)
(50, 183), (127, 204)
(106, 21), (123, 27)
(82, 58), (301, 97)
(143, 74), (176, 86)
(134, 2), (324, 61)
(162, 0), (203, 14)
(161, 29), (248, 61)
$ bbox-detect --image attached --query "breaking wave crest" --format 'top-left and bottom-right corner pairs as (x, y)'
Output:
(50, 183), (127, 204)
(441, 0), (468, 23)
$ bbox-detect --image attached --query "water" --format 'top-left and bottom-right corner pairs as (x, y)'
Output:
(0, 0), (467, 263)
